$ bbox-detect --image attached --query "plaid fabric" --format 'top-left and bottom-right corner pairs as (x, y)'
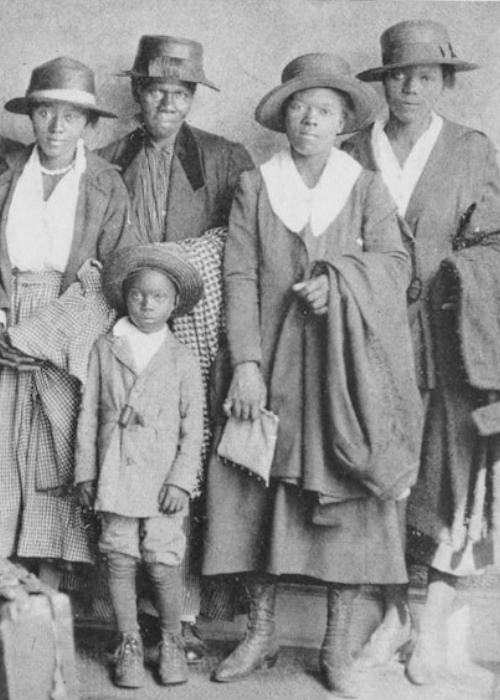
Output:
(173, 227), (226, 494)
(0, 271), (94, 563)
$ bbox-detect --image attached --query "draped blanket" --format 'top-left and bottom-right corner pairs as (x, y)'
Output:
(269, 253), (423, 502)
(408, 244), (500, 561)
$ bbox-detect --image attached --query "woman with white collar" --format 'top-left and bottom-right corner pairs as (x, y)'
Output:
(0, 57), (135, 589)
(203, 53), (420, 695)
(344, 20), (500, 685)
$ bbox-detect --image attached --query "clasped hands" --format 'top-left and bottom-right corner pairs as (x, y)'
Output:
(76, 480), (189, 515)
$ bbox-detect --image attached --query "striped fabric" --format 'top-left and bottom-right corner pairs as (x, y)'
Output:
(131, 141), (174, 243)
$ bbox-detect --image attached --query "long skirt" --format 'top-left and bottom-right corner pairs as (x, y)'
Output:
(203, 443), (408, 585)
(0, 270), (93, 563)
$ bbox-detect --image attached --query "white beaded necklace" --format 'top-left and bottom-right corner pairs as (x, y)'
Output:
(40, 162), (74, 177)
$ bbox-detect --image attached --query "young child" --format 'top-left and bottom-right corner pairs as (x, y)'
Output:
(75, 243), (204, 688)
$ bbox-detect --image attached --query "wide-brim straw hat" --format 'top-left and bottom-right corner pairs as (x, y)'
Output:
(102, 243), (204, 319)
(118, 34), (219, 91)
(5, 57), (117, 119)
(357, 20), (478, 82)
(255, 53), (379, 135)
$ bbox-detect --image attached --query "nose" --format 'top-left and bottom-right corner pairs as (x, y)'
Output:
(402, 75), (419, 94)
(48, 114), (64, 132)
(301, 106), (318, 124)
(159, 92), (176, 109)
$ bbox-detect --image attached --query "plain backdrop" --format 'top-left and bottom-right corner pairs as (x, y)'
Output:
(1, 0), (500, 164)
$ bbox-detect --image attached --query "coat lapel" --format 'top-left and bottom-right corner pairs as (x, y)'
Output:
(108, 335), (138, 376)
(403, 120), (454, 230)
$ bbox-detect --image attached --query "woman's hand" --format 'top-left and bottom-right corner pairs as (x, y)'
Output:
(293, 274), (330, 315)
(158, 484), (189, 515)
(223, 361), (267, 421)
(0, 331), (43, 372)
(76, 480), (96, 509)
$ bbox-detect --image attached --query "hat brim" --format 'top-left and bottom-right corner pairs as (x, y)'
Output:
(4, 95), (117, 119)
(255, 73), (379, 134)
(357, 58), (479, 82)
(102, 244), (204, 319)
(116, 69), (220, 92)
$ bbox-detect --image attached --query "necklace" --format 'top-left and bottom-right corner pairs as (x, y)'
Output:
(40, 162), (74, 176)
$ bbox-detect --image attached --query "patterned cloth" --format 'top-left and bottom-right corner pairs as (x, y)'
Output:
(172, 226), (227, 491)
(0, 271), (94, 563)
(130, 136), (174, 243)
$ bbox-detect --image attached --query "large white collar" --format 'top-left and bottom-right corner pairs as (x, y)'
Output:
(371, 112), (443, 217)
(260, 146), (362, 237)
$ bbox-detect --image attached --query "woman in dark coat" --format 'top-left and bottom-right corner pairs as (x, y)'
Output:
(0, 57), (135, 589)
(203, 52), (422, 695)
(343, 20), (500, 685)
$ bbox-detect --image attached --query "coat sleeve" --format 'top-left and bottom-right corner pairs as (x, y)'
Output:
(164, 351), (204, 495)
(74, 344), (101, 485)
(224, 171), (263, 367)
(467, 132), (500, 232)
(361, 172), (412, 287)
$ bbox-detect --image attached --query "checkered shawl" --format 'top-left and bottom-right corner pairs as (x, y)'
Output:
(172, 227), (226, 493)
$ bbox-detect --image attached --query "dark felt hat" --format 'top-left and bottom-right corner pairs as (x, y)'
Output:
(5, 57), (117, 118)
(102, 243), (204, 319)
(255, 53), (379, 135)
(357, 20), (478, 82)
(118, 34), (219, 91)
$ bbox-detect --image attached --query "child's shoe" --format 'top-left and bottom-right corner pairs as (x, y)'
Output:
(158, 632), (188, 685)
(113, 632), (146, 688)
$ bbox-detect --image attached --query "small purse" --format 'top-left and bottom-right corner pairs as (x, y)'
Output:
(217, 409), (279, 486)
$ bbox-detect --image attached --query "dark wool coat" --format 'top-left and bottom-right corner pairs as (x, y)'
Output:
(203, 165), (413, 584)
(342, 119), (500, 390)
(0, 144), (137, 318)
(97, 122), (254, 242)
(343, 119), (500, 574)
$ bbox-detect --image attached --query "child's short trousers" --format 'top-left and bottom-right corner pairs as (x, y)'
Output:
(99, 510), (187, 566)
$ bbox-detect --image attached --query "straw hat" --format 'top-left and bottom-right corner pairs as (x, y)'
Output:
(255, 53), (379, 134)
(118, 34), (219, 91)
(357, 20), (478, 82)
(5, 57), (117, 118)
(102, 243), (204, 319)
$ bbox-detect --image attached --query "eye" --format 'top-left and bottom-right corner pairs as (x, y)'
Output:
(148, 88), (162, 99)
(154, 293), (167, 301)
(390, 69), (405, 82)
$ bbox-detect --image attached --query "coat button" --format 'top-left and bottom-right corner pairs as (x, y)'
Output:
(125, 458), (134, 466)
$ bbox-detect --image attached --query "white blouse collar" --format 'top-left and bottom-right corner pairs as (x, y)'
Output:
(371, 112), (443, 217)
(260, 146), (362, 237)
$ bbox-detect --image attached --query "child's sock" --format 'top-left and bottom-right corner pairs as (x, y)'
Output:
(146, 562), (182, 635)
(107, 552), (140, 633)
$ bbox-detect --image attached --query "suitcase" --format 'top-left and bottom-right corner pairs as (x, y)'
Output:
(0, 560), (78, 700)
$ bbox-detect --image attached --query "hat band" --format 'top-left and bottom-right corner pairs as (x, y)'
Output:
(27, 88), (97, 108)
(147, 56), (199, 80)
(383, 41), (457, 67)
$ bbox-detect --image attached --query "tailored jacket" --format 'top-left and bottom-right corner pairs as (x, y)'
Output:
(98, 122), (254, 242)
(74, 327), (204, 517)
(342, 119), (500, 389)
(0, 144), (136, 317)
(224, 167), (410, 387)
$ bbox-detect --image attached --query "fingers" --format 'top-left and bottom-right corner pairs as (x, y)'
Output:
(293, 275), (329, 312)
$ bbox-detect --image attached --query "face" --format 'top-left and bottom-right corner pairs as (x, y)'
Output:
(284, 88), (346, 158)
(137, 79), (194, 143)
(31, 101), (88, 168)
(383, 64), (444, 125)
(125, 269), (178, 334)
